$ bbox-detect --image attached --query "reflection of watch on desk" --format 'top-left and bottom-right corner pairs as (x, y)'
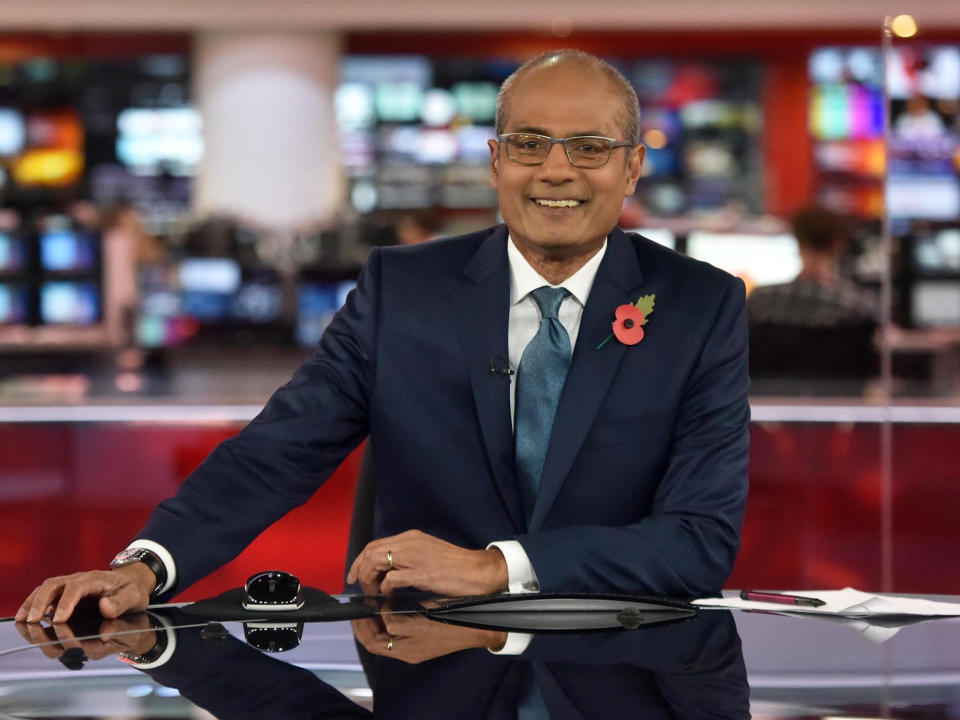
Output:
(109, 548), (167, 598)
(116, 612), (176, 669)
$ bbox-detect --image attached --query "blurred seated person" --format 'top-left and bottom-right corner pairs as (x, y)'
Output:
(748, 205), (878, 380)
(396, 208), (442, 246)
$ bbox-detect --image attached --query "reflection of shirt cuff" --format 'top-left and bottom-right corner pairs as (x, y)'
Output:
(127, 539), (177, 596)
(487, 540), (540, 594)
(489, 631), (533, 655)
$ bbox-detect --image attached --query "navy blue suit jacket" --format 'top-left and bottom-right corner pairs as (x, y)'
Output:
(139, 225), (750, 597)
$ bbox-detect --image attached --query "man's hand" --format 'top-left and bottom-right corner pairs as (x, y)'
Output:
(351, 613), (507, 664)
(346, 529), (509, 597)
(15, 564), (156, 624)
(14, 612), (157, 663)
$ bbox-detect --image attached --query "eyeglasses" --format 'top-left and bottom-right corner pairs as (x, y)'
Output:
(498, 133), (634, 168)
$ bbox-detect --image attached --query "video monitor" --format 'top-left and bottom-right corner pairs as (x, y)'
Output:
(335, 83), (376, 130)
(178, 258), (241, 294)
(415, 129), (458, 165)
(685, 232), (802, 292)
(912, 280), (960, 327)
(232, 280), (283, 323)
(887, 174), (960, 222)
(297, 278), (357, 346)
(39, 229), (98, 273)
(0, 232), (26, 273)
(0, 108), (26, 156)
(887, 46), (960, 100)
(39, 281), (100, 325)
(456, 125), (496, 164)
(375, 82), (423, 123)
(0, 283), (28, 324)
(914, 228), (960, 274)
(116, 107), (204, 176)
(451, 82), (498, 123)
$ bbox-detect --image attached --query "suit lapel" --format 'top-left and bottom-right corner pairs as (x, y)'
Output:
(529, 228), (645, 530)
(451, 226), (525, 534)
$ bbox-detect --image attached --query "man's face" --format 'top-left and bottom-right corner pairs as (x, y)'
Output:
(489, 64), (645, 264)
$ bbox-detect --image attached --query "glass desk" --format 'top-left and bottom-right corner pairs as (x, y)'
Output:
(1, 594), (959, 718)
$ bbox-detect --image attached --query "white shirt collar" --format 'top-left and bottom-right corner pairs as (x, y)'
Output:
(507, 235), (607, 308)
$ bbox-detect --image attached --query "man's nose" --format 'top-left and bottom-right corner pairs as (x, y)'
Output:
(536, 142), (577, 180)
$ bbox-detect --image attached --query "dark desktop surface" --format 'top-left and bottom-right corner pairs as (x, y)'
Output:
(2, 593), (960, 719)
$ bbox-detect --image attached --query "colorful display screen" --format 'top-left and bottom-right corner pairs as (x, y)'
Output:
(39, 229), (98, 273)
(39, 281), (99, 324)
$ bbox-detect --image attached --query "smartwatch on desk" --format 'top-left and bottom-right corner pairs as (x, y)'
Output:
(110, 548), (167, 598)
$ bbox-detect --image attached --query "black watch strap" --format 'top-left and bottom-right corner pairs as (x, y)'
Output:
(110, 548), (167, 597)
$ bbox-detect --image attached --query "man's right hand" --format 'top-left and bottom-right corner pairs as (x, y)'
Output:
(15, 564), (156, 623)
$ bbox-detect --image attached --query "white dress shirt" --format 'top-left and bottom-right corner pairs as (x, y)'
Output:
(487, 236), (607, 593)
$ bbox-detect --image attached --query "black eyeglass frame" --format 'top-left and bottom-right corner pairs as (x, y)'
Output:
(497, 133), (635, 168)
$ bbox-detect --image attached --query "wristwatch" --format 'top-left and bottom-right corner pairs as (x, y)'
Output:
(110, 548), (167, 597)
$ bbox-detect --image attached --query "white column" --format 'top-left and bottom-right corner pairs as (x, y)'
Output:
(192, 31), (342, 229)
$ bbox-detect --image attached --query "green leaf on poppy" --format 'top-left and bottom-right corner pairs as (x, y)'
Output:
(634, 294), (655, 325)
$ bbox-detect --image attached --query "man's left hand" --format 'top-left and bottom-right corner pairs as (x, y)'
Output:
(346, 529), (508, 596)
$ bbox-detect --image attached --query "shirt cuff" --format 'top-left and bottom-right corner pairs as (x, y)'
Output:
(489, 631), (533, 655)
(126, 539), (177, 596)
(487, 540), (540, 594)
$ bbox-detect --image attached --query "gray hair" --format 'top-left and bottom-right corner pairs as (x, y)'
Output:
(495, 49), (641, 145)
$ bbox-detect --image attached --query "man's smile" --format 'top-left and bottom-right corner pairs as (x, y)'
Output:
(531, 198), (586, 208)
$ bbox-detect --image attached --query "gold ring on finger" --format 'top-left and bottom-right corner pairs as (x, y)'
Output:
(386, 638), (394, 651)
(386, 550), (393, 569)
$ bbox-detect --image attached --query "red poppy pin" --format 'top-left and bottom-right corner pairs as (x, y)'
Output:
(597, 294), (656, 350)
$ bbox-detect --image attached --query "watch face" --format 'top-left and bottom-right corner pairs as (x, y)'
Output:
(110, 548), (142, 567)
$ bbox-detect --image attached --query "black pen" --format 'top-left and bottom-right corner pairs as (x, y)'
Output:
(739, 590), (825, 607)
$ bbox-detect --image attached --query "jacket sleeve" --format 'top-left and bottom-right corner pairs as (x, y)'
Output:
(517, 276), (750, 597)
(135, 250), (383, 594)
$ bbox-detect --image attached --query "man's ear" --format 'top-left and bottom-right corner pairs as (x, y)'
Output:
(624, 144), (645, 196)
(488, 138), (499, 188)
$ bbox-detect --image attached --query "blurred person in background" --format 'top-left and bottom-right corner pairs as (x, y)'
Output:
(747, 204), (878, 382)
(19, 50), (749, 631)
(748, 204), (876, 327)
(396, 208), (442, 245)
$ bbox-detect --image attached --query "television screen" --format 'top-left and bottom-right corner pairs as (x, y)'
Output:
(297, 280), (356, 346)
(375, 82), (423, 123)
(0, 108), (26, 156)
(335, 83), (376, 130)
(686, 232), (802, 292)
(40, 229), (98, 273)
(40, 281), (99, 324)
(887, 46), (960, 100)
(887, 174), (960, 221)
(914, 228), (960, 273)
(179, 258), (241, 294)
(451, 82), (498, 123)
(0, 283), (28, 324)
(232, 281), (283, 323)
(0, 233), (26, 273)
(116, 107), (204, 176)
(912, 280), (960, 327)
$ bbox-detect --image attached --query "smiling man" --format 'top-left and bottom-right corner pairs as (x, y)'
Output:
(19, 50), (749, 626)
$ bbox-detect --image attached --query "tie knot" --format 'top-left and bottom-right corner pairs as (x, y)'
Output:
(529, 286), (568, 320)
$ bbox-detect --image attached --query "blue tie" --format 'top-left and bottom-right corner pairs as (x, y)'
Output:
(515, 286), (572, 524)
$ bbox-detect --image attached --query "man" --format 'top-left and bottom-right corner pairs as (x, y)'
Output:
(18, 50), (749, 625)
(748, 204), (876, 327)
